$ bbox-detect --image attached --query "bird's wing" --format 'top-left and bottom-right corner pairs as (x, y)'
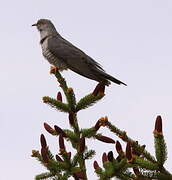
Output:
(48, 36), (127, 86)
(48, 36), (105, 77)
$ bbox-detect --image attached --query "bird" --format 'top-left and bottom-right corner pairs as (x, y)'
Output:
(32, 19), (126, 86)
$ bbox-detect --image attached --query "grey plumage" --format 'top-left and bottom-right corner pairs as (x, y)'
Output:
(32, 19), (126, 86)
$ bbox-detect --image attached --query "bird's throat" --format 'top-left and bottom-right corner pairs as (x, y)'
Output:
(40, 35), (49, 44)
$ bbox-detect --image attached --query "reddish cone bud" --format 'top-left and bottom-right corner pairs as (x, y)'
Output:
(57, 92), (62, 102)
(59, 134), (66, 152)
(44, 123), (55, 135)
(92, 83), (105, 96)
(116, 141), (123, 153)
(40, 134), (47, 148)
(69, 112), (75, 125)
(92, 83), (101, 96)
(55, 154), (63, 162)
(94, 120), (101, 131)
(79, 137), (85, 153)
(102, 152), (108, 163)
(154, 115), (163, 134)
(54, 125), (66, 137)
(73, 171), (85, 179)
(126, 142), (132, 162)
(107, 151), (114, 162)
(96, 135), (115, 144)
(41, 147), (49, 163)
(93, 161), (100, 169)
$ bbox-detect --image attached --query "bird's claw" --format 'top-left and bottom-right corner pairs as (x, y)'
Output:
(50, 66), (59, 74)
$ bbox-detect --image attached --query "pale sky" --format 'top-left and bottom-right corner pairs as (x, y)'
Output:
(1, 0), (172, 179)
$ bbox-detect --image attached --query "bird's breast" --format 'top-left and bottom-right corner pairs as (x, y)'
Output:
(41, 39), (68, 71)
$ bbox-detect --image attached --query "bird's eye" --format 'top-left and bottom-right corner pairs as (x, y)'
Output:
(39, 28), (43, 32)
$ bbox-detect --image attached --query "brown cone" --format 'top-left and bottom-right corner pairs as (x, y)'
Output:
(126, 142), (132, 162)
(59, 134), (66, 152)
(41, 147), (49, 163)
(102, 152), (108, 163)
(54, 125), (66, 137)
(107, 151), (114, 162)
(44, 123), (55, 135)
(116, 140), (123, 154)
(57, 92), (62, 102)
(154, 115), (163, 134)
(93, 161), (100, 169)
(96, 135), (115, 144)
(40, 134), (47, 148)
(92, 83), (105, 96)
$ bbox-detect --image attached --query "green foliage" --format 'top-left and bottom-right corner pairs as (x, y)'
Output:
(84, 150), (96, 160)
(76, 93), (104, 112)
(81, 128), (97, 138)
(154, 133), (167, 166)
(35, 172), (55, 180)
(133, 157), (159, 170)
(64, 129), (79, 144)
(43, 96), (69, 113)
(65, 88), (76, 112)
(142, 149), (156, 163)
(32, 70), (172, 180)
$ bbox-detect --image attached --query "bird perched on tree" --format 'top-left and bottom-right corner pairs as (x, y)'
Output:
(32, 19), (126, 86)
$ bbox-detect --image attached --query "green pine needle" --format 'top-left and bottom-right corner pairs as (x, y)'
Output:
(115, 159), (127, 171)
(47, 148), (54, 160)
(81, 128), (97, 138)
(35, 172), (55, 180)
(84, 150), (96, 160)
(116, 170), (135, 180)
(32, 70), (172, 180)
(76, 93), (104, 112)
(65, 88), (76, 112)
(142, 149), (156, 163)
(43, 96), (69, 112)
(154, 134), (167, 166)
(64, 130), (79, 142)
(134, 157), (159, 171)
(46, 160), (67, 173)
(107, 121), (157, 163)
(71, 154), (79, 167)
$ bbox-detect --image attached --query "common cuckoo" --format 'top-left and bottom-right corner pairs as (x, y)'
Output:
(32, 19), (126, 86)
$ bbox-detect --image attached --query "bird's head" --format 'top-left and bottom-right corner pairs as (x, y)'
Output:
(32, 19), (58, 38)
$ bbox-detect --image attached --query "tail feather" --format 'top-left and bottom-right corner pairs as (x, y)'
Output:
(100, 71), (127, 86)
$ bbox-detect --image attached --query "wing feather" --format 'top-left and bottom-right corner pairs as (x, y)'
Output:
(48, 36), (105, 81)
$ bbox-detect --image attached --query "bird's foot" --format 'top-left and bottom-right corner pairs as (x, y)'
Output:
(50, 66), (59, 74)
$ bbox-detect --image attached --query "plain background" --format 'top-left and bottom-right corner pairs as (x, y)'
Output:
(1, 0), (172, 179)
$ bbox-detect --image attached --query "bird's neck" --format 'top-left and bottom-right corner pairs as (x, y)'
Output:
(40, 30), (61, 44)
(40, 32), (55, 44)
(40, 35), (49, 44)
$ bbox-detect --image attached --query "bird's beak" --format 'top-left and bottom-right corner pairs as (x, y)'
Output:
(32, 23), (37, 27)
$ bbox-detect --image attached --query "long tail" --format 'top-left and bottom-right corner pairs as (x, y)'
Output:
(100, 71), (127, 86)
